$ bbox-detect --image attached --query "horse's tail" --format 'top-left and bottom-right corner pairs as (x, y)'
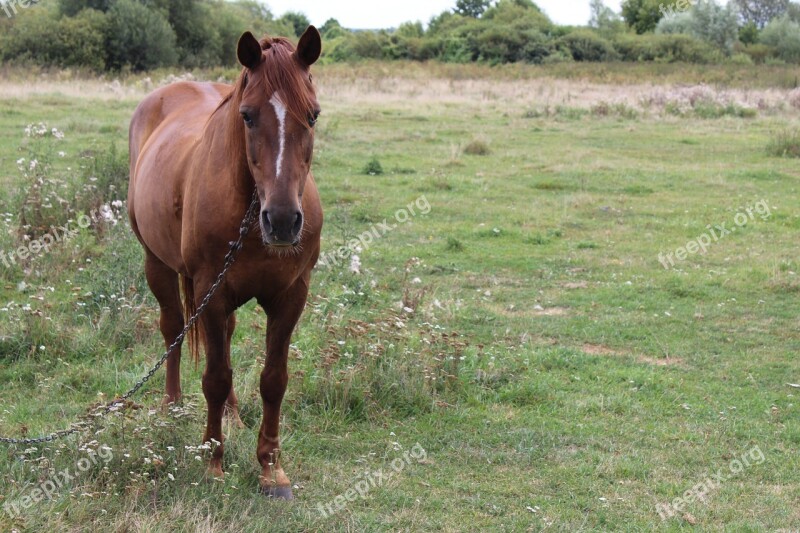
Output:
(179, 275), (202, 367)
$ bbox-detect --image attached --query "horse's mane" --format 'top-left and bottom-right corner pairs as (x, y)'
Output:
(212, 36), (317, 168)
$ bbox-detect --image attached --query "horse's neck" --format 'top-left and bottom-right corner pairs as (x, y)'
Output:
(200, 95), (252, 198)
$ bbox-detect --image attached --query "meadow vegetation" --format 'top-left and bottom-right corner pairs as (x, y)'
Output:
(0, 61), (798, 530)
(5, 0), (800, 72)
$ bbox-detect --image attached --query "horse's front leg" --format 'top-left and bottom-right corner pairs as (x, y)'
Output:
(199, 300), (232, 478)
(257, 277), (309, 499)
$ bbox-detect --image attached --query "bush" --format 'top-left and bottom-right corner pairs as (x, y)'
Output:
(656, 0), (740, 53)
(736, 42), (775, 64)
(106, 0), (178, 71)
(613, 33), (717, 63)
(557, 30), (618, 62)
(760, 16), (800, 64)
(728, 52), (754, 65)
(464, 139), (491, 155)
(0, 7), (61, 66)
(363, 157), (384, 175)
(690, 0), (740, 53)
(655, 12), (695, 36)
(56, 8), (109, 71)
(165, 0), (222, 67)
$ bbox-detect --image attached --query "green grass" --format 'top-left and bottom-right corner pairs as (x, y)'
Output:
(0, 65), (799, 531)
(767, 128), (800, 158)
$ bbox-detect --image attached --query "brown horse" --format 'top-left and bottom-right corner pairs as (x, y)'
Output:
(127, 27), (323, 498)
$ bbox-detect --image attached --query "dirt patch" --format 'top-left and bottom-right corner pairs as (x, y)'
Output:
(582, 343), (616, 356)
(581, 343), (684, 367)
(534, 306), (569, 316)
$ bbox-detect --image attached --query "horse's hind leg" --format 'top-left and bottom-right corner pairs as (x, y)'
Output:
(144, 250), (184, 407)
(225, 313), (245, 428)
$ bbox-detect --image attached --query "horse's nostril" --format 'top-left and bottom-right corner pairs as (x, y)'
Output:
(262, 211), (275, 234)
(292, 212), (303, 235)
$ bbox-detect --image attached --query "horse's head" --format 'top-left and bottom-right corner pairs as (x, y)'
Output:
(236, 27), (321, 247)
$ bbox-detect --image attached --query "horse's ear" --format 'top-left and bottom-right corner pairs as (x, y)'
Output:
(237, 31), (263, 70)
(296, 25), (321, 68)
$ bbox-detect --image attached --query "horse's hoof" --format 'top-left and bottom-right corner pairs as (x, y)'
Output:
(206, 464), (225, 480)
(261, 484), (294, 500)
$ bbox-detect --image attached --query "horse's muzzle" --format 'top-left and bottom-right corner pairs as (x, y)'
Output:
(261, 208), (303, 246)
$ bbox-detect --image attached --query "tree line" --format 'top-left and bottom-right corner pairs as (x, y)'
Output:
(1, 0), (799, 72)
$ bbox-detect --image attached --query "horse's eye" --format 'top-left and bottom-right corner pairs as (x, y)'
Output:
(308, 111), (320, 128)
(241, 112), (254, 128)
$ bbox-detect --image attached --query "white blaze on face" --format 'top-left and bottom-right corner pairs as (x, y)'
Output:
(270, 93), (287, 179)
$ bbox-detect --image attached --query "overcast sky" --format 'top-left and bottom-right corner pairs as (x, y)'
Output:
(263, 1), (625, 30)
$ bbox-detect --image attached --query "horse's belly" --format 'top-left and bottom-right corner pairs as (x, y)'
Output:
(132, 131), (190, 272)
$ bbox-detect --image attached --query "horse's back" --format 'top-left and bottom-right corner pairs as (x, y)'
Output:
(129, 81), (229, 177)
(128, 81), (231, 271)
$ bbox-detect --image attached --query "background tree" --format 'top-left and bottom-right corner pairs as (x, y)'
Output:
(589, 0), (624, 36)
(320, 18), (346, 38)
(734, 0), (789, 28)
(657, 0), (740, 53)
(454, 0), (492, 18)
(760, 14), (800, 60)
(691, 0), (741, 52)
(739, 21), (760, 43)
(621, 0), (665, 33)
(589, 0), (615, 26)
(105, 0), (177, 71)
(278, 11), (311, 36)
(58, 0), (111, 17)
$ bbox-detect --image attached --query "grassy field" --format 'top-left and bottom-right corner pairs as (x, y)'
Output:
(0, 62), (799, 531)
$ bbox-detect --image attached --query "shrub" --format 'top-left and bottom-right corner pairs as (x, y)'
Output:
(347, 31), (388, 60)
(613, 33), (717, 63)
(620, 0), (665, 34)
(166, 0), (223, 68)
(656, 0), (740, 53)
(0, 7), (61, 66)
(363, 157), (384, 175)
(56, 8), (109, 71)
(760, 16), (800, 64)
(690, 0), (740, 53)
(728, 52), (754, 65)
(464, 139), (491, 155)
(557, 30), (618, 62)
(58, 0), (111, 17)
(737, 42), (775, 63)
(105, 0), (178, 71)
(655, 12), (695, 36)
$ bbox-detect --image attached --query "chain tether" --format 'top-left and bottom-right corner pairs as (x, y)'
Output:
(0, 192), (260, 446)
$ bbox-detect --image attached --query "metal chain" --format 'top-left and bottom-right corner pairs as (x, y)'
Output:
(0, 192), (260, 446)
